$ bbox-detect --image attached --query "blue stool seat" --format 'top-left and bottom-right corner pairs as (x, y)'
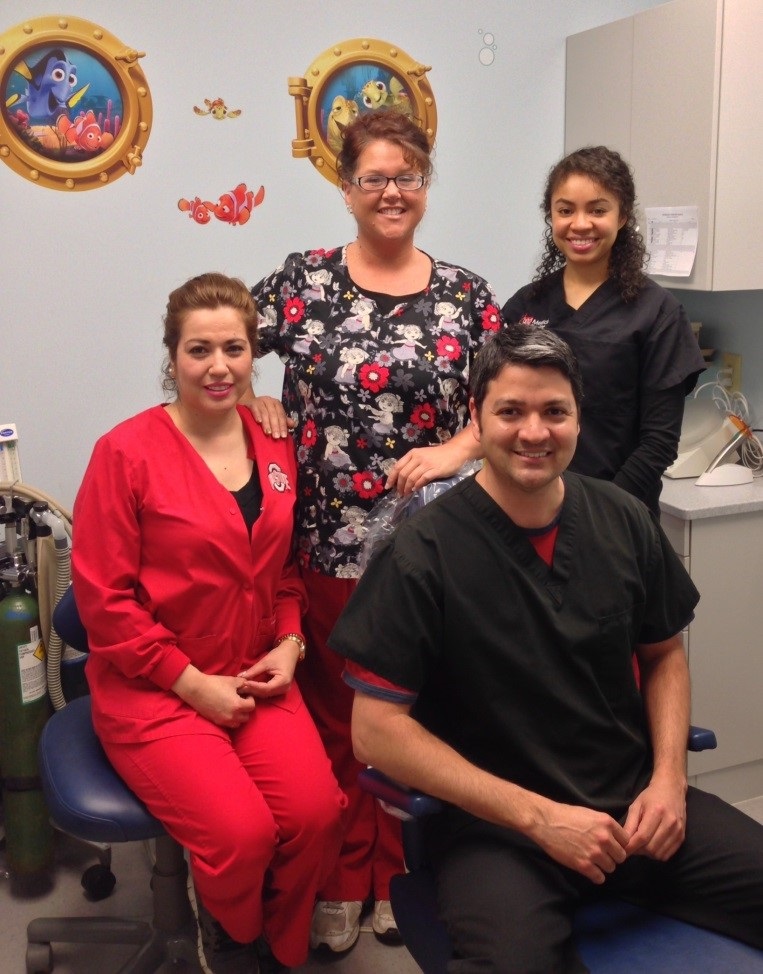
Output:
(576, 899), (763, 972)
(37, 696), (163, 844)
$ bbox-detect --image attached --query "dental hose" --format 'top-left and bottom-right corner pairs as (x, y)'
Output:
(36, 524), (72, 711)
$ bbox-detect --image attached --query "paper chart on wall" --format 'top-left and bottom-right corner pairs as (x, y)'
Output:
(645, 206), (698, 277)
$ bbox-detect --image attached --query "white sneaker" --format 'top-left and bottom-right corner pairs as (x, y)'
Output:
(309, 900), (362, 953)
(372, 899), (402, 945)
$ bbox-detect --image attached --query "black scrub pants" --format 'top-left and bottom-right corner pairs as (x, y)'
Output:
(430, 787), (763, 974)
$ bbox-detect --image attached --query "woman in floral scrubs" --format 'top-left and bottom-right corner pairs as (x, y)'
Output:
(250, 109), (502, 955)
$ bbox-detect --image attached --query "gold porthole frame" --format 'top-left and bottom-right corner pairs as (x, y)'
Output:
(0, 14), (152, 191)
(289, 37), (437, 186)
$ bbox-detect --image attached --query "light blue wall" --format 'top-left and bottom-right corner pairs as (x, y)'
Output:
(5, 0), (746, 508)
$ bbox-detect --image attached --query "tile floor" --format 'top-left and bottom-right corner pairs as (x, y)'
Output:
(1, 825), (420, 974)
(3, 797), (762, 974)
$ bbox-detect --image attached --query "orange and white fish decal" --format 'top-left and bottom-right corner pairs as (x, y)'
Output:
(57, 109), (113, 152)
(204, 183), (265, 226)
(177, 196), (212, 225)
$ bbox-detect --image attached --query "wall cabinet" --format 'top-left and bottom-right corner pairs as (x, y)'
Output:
(566, 0), (763, 291)
(661, 510), (763, 803)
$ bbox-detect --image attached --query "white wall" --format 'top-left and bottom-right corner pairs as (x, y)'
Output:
(1, 0), (665, 509)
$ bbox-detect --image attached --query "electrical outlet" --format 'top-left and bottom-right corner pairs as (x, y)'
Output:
(721, 352), (742, 392)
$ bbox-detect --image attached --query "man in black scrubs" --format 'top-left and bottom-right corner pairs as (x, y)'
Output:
(330, 326), (763, 973)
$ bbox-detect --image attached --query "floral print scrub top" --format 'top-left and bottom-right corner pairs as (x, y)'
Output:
(252, 246), (502, 578)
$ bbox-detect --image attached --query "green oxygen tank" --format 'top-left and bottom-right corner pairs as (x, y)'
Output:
(0, 579), (54, 876)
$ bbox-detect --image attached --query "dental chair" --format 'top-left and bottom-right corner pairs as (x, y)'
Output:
(358, 475), (763, 972)
(26, 586), (202, 974)
(360, 736), (763, 973)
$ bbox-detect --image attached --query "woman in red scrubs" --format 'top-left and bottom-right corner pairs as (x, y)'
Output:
(73, 273), (345, 973)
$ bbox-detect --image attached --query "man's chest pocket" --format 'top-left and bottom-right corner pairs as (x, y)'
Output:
(593, 606), (643, 704)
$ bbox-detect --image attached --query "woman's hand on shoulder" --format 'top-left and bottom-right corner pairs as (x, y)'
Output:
(387, 431), (481, 496)
(246, 395), (294, 439)
(237, 640), (301, 698)
(171, 665), (256, 728)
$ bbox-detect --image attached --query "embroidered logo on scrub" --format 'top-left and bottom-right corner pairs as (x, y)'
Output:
(268, 463), (290, 492)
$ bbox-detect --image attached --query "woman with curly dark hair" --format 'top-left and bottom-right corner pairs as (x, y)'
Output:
(503, 146), (704, 514)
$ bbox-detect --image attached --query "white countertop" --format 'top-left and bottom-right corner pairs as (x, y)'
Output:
(660, 472), (763, 519)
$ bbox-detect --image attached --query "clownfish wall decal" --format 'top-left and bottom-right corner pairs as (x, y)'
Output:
(57, 109), (113, 152)
(177, 196), (212, 224)
(178, 183), (264, 227)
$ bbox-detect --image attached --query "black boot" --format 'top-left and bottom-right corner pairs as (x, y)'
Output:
(254, 936), (289, 973)
(196, 897), (258, 974)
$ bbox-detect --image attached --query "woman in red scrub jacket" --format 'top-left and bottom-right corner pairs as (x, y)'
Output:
(72, 273), (345, 974)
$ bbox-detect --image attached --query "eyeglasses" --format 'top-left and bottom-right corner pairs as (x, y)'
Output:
(350, 173), (426, 192)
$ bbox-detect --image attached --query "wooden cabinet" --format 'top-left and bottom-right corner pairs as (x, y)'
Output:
(661, 511), (763, 803)
(566, 0), (763, 291)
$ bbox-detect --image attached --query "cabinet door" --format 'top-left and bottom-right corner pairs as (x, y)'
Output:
(713, 0), (763, 290)
(686, 512), (763, 777)
(565, 18), (633, 158)
(629, 0), (721, 291)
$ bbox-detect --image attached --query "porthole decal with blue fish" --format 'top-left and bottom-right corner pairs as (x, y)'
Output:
(289, 37), (437, 186)
(0, 14), (152, 191)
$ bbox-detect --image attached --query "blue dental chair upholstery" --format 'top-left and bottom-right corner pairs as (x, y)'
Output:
(26, 586), (202, 973)
(360, 751), (763, 973)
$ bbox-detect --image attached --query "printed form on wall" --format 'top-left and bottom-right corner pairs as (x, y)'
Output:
(645, 205), (698, 277)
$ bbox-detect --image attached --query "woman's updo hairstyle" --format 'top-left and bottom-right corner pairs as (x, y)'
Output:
(336, 109), (434, 184)
(162, 272), (257, 394)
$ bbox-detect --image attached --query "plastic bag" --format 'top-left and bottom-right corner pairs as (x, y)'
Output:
(358, 460), (481, 574)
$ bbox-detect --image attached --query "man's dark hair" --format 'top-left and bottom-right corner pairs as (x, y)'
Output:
(471, 325), (583, 412)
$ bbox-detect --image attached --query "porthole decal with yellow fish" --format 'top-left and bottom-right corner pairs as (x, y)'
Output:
(0, 14), (152, 191)
(289, 37), (437, 185)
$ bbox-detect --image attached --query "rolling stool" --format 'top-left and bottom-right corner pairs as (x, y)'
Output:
(26, 587), (202, 973)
